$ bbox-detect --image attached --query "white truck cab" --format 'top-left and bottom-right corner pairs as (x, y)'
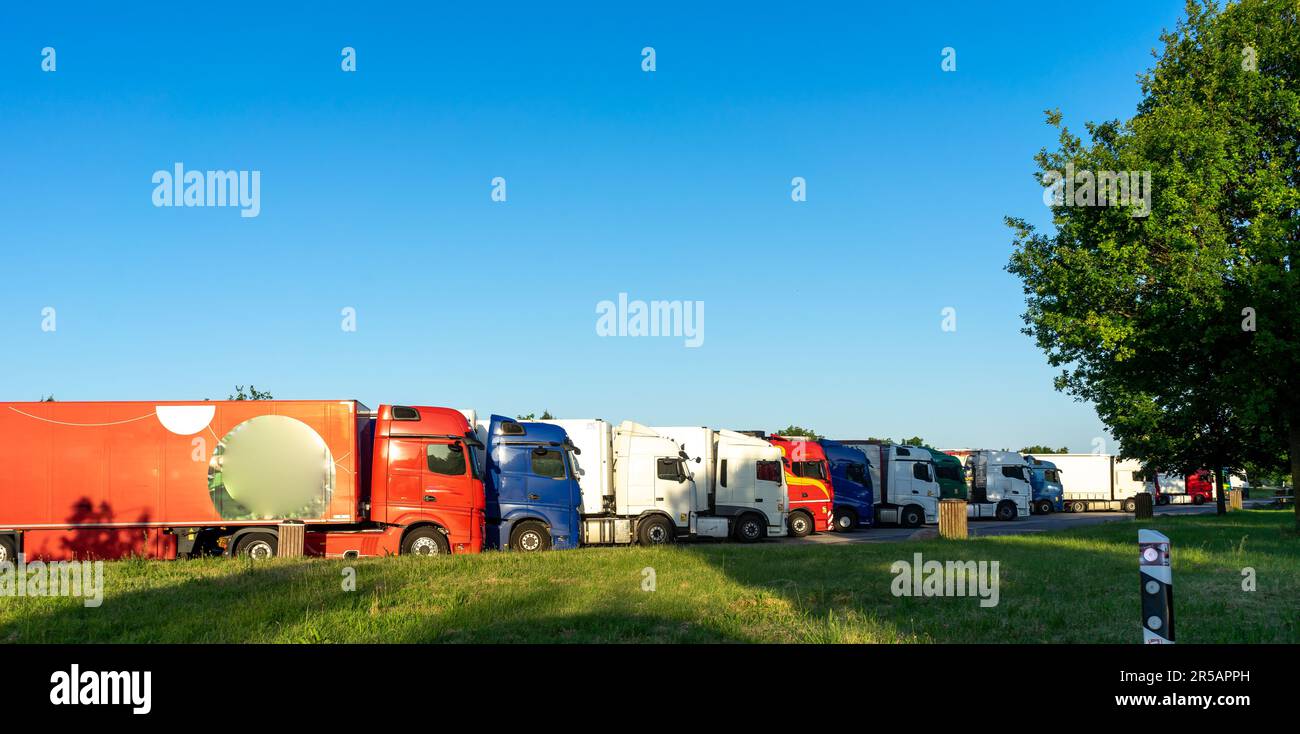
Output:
(964, 450), (1031, 520)
(840, 441), (939, 527)
(654, 427), (788, 540)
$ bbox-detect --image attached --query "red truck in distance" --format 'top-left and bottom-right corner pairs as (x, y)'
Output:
(766, 435), (834, 536)
(0, 401), (484, 562)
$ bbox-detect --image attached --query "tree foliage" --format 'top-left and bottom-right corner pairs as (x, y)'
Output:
(1005, 0), (1299, 524)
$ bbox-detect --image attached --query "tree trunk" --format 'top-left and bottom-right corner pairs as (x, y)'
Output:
(1215, 463), (1226, 516)
(1290, 421), (1300, 532)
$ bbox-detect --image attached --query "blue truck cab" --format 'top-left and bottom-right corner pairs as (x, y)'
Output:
(820, 439), (875, 530)
(1024, 455), (1065, 514)
(480, 415), (583, 551)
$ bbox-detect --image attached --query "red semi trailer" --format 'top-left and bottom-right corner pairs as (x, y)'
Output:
(0, 400), (484, 562)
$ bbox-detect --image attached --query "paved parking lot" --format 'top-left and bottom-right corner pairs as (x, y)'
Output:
(771, 501), (1267, 546)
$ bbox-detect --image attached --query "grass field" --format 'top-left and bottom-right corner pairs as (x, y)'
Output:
(2, 510), (1296, 643)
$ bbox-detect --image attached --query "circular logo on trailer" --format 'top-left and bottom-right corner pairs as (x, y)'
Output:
(207, 415), (335, 520)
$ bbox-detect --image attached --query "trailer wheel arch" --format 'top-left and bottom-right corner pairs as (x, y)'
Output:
(225, 527), (279, 557)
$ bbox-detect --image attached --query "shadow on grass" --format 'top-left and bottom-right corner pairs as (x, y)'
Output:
(3, 511), (1293, 644)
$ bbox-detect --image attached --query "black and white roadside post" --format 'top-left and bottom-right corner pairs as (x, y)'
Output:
(1139, 529), (1174, 644)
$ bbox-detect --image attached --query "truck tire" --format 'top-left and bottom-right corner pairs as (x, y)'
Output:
(834, 508), (858, 532)
(637, 516), (675, 546)
(1034, 499), (1053, 515)
(995, 502), (1017, 521)
(402, 527), (451, 556)
(732, 514), (765, 543)
(234, 531), (278, 559)
(901, 505), (924, 528)
(0, 535), (16, 564)
(1069, 501), (1086, 513)
(1122, 498), (1137, 513)
(788, 511), (814, 537)
(510, 521), (551, 552)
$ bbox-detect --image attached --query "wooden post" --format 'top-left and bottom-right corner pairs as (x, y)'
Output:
(1228, 489), (1243, 511)
(939, 499), (967, 539)
(1135, 492), (1153, 519)
(278, 521), (305, 558)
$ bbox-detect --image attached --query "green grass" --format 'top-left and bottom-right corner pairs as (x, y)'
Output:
(2, 510), (1296, 643)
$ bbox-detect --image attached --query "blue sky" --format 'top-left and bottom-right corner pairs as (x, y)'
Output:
(0, 1), (1188, 451)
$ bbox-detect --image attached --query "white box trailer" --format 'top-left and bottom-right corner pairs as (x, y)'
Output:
(1051, 454), (1151, 512)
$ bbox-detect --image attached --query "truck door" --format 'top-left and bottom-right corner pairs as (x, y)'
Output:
(388, 437), (475, 521)
(656, 456), (692, 527)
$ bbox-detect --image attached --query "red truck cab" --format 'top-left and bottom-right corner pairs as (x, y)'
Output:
(767, 436), (834, 536)
(310, 404), (486, 557)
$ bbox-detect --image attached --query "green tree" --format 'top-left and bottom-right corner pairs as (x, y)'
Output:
(229, 385), (274, 401)
(1006, 0), (1299, 525)
(1020, 445), (1069, 454)
(775, 425), (821, 440)
(516, 411), (555, 420)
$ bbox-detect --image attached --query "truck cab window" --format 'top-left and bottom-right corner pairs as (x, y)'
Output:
(912, 462), (931, 482)
(756, 460), (781, 483)
(656, 457), (684, 482)
(1001, 466), (1026, 481)
(937, 464), (960, 482)
(532, 448), (566, 479)
(720, 459), (728, 488)
(846, 463), (866, 485)
(427, 443), (467, 476)
(792, 461), (826, 480)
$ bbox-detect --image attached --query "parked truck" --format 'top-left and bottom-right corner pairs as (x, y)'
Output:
(538, 419), (784, 545)
(0, 400), (485, 562)
(926, 448), (968, 499)
(654, 426), (788, 541)
(474, 414), (584, 551)
(837, 441), (939, 527)
(1050, 454), (1151, 512)
(1024, 455), (1065, 514)
(820, 439), (875, 531)
(962, 450), (1031, 520)
(766, 435), (835, 536)
(1152, 469), (1217, 505)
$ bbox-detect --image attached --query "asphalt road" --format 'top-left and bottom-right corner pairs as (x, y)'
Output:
(774, 501), (1261, 546)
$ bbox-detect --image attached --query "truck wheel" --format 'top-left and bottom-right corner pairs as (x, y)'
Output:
(402, 527), (451, 556)
(834, 509), (858, 532)
(901, 505), (924, 528)
(234, 532), (278, 559)
(0, 536), (16, 564)
(511, 521), (551, 552)
(1122, 498), (1137, 513)
(1035, 500), (1052, 515)
(996, 502), (1016, 521)
(1192, 495), (1205, 505)
(637, 516), (675, 546)
(732, 515), (765, 543)
(788, 512), (813, 537)
(1069, 501), (1086, 513)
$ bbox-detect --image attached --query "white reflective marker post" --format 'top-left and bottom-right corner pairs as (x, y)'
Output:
(1139, 529), (1174, 644)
